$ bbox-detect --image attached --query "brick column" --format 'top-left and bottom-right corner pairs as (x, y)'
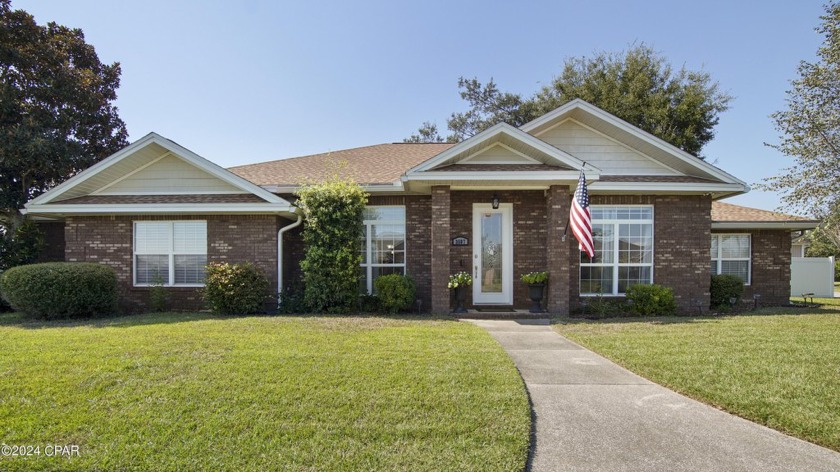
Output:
(431, 186), (451, 314)
(546, 185), (571, 314)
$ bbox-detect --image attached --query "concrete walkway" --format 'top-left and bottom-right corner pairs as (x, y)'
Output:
(468, 319), (840, 472)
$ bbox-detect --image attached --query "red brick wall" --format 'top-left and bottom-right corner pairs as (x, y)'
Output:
(546, 186), (571, 313)
(431, 187), (451, 314)
(406, 195), (432, 312)
(36, 222), (66, 262)
(64, 215), (279, 312)
(569, 195), (712, 312)
(713, 229), (791, 306)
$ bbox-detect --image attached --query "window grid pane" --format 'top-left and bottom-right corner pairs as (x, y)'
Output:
(360, 207), (406, 294)
(581, 206), (653, 295)
(135, 222), (170, 254)
(174, 255), (207, 284)
(136, 255), (169, 285)
(173, 222), (207, 254)
(135, 221), (207, 286)
(711, 234), (751, 284)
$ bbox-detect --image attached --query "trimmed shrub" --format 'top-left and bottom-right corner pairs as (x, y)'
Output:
(0, 262), (117, 319)
(374, 274), (416, 314)
(710, 274), (745, 308)
(296, 176), (367, 313)
(625, 284), (677, 316)
(148, 273), (168, 312)
(203, 262), (270, 315)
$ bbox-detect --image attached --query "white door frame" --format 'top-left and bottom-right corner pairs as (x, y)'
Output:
(472, 203), (513, 305)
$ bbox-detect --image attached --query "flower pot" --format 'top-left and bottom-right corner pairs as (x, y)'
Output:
(528, 283), (545, 313)
(453, 286), (468, 313)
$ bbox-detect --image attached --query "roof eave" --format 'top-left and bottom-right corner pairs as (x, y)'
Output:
(23, 202), (296, 216)
(711, 221), (820, 230)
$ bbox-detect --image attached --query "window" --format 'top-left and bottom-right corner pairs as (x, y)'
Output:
(134, 221), (207, 286)
(711, 234), (751, 285)
(580, 206), (654, 295)
(360, 206), (406, 293)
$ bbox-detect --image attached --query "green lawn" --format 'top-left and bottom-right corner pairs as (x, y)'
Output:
(0, 313), (530, 471)
(554, 308), (840, 451)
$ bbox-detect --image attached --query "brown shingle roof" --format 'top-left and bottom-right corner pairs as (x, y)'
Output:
(56, 194), (267, 204)
(228, 143), (454, 186)
(431, 164), (568, 172)
(711, 202), (816, 223)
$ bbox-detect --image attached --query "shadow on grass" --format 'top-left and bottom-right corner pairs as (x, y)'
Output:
(0, 310), (456, 330)
(551, 304), (840, 327)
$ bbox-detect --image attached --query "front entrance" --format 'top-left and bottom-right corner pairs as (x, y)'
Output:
(472, 203), (513, 304)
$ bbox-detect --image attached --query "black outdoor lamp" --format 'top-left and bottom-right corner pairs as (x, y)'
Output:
(491, 193), (500, 209)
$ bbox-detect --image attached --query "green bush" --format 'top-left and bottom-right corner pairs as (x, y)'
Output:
(148, 273), (168, 312)
(203, 262), (270, 315)
(277, 281), (309, 314)
(296, 177), (368, 313)
(520, 271), (548, 284)
(374, 274), (416, 314)
(0, 262), (117, 319)
(710, 274), (745, 308)
(625, 284), (677, 316)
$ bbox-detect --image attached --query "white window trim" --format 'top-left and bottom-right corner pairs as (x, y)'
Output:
(580, 205), (655, 296)
(361, 206), (407, 294)
(133, 221), (207, 287)
(711, 233), (751, 285)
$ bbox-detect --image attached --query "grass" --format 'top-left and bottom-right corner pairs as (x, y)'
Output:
(553, 307), (840, 451)
(0, 313), (530, 471)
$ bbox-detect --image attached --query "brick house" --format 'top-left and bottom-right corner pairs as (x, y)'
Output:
(24, 100), (818, 313)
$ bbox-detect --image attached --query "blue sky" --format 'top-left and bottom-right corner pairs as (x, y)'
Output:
(16, 0), (826, 213)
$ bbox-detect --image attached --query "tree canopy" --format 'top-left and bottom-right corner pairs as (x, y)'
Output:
(0, 0), (128, 218)
(760, 2), (840, 218)
(406, 44), (732, 158)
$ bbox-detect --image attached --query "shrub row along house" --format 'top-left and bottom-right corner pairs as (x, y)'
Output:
(24, 100), (818, 313)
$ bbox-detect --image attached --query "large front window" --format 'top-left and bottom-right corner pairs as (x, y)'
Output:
(711, 234), (751, 284)
(360, 206), (406, 293)
(580, 206), (654, 295)
(134, 221), (207, 286)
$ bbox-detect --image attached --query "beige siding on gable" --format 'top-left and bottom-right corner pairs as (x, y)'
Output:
(537, 119), (677, 175)
(460, 143), (538, 164)
(99, 155), (244, 194)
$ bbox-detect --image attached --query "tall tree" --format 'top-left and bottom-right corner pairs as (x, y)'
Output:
(407, 44), (732, 157)
(0, 0), (128, 222)
(760, 2), (840, 218)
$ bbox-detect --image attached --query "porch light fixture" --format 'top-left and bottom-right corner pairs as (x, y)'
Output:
(491, 193), (500, 210)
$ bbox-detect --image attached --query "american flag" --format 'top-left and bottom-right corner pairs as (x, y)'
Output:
(570, 171), (594, 258)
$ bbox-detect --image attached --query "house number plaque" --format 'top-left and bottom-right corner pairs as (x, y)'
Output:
(451, 236), (469, 246)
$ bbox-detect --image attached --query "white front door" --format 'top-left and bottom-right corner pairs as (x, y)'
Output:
(472, 203), (513, 305)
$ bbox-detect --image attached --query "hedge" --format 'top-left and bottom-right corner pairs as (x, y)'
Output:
(0, 262), (118, 319)
(203, 262), (270, 315)
(373, 274), (416, 313)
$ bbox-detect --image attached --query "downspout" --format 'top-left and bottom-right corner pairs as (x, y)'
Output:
(277, 214), (303, 294)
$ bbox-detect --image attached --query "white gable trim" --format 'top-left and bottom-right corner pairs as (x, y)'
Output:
(459, 142), (541, 165)
(406, 122), (599, 174)
(520, 99), (747, 186)
(27, 132), (289, 206)
(537, 117), (682, 176)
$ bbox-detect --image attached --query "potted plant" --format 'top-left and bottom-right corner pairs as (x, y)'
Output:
(521, 271), (548, 313)
(448, 272), (473, 313)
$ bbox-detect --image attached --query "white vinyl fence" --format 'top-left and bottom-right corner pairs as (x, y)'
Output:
(790, 256), (835, 298)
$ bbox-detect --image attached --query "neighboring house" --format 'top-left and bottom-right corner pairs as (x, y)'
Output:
(23, 100), (819, 313)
